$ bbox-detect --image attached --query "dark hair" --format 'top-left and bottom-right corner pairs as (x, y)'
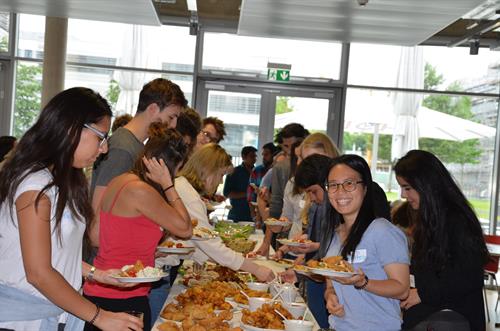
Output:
(136, 78), (187, 114)
(0, 87), (112, 238)
(0, 136), (16, 161)
(262, 142), (278, 155)
(320, 154), (375, 260)
(176, 107), (202, 151)
(394, 149), (489, 270)
(277, 123), (309, 140)
(131, 128), (188, 196)
(294, 154), (333, 190)
(241, 146), (257, 158)
(372, 181), (391, 221)
(391, 200), (418, 230)
(111, 114), (132, 133)
(289, 139), (304, 180)
(202, 117), (226, 142)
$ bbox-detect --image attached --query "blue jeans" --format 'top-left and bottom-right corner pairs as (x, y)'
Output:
(306, 279), (329, 328)
(148, 274), (171, 325)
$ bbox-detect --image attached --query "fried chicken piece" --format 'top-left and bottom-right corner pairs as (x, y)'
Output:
(157, 321), (180, 331)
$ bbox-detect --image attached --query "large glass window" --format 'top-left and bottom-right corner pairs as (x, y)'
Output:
(274, 96), (329, 133)
(348, 43), (500, 93)
(17, 14), (45, 59)
(0, 12), (9, 53)
(206, 90), (261, 163)
(67, 20), (196, 72)
(13, 61), (43, 137)
(65, 65), (193, 114)
(203, 33), (342, 80)
(344, 87), (498, 233)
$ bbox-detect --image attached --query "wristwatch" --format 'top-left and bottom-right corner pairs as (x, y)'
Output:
(87, 266), (96, 282)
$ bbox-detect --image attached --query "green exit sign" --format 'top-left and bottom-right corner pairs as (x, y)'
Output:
(268, 68), (290, 81)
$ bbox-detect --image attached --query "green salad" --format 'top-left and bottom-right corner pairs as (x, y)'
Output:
(214, 221), (254, 240)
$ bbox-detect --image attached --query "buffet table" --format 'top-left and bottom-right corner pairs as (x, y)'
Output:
(151, 231), (321, 330)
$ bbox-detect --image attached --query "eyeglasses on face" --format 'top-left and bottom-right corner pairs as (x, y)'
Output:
(83, 123), (108, 147)
(201, 130), (217, 143)
(325, 179), (364, 193)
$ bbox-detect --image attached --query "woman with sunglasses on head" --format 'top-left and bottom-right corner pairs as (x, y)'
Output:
(395, 150), (488, 331)
(0, 88), (143, 331)
(83, 128), (192, 331)
(322, 154), (410, 331)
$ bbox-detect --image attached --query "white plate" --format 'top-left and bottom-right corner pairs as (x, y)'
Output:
(111, 273), (168, 283)
(293, 267), (312, 276)
(241, 323), (282, 331)
(191, 235), (216, 241)
(277, 239), (311, 247)
(264, 220), (291, 226)
(308, 268), (356, 278)
(157, 246), (195, 254)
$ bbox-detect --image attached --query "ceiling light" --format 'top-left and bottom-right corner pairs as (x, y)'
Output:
(187, 0), (197, 11)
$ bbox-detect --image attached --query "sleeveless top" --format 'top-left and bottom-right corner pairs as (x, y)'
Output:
(83, 179), (163, 299)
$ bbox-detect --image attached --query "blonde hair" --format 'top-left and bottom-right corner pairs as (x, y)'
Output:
(178, 143), (232, 193)
(301, 132), (340, 158)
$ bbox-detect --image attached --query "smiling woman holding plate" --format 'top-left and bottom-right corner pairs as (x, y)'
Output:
(321, 155), (410, 331)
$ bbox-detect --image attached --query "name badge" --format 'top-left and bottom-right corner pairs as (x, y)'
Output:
(299, 200), (305, 208)
(348, 249), (367, 264)
(410, 274), (415, 288)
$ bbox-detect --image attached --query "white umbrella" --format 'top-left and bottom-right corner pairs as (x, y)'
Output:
(391, 47), (424, 162)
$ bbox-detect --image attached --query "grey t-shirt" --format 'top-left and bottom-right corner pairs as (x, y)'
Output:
(269, 160), (290, 218)
(327, 218), (409, 331)
(90, 127), (144, 196)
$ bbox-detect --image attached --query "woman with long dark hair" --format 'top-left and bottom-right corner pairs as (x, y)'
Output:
(0, 88), (142, 330)
(83, 128), (191, 331)
(322, 154), (409, 331)
(395, 150), (489, 330)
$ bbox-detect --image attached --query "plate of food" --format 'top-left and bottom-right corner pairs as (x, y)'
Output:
(264, 218), (291, 226)
(293, 264), (312, 276)
(192, 227), (218, 240)
(307, 256), (357, 278)
(277, 238), (313, 247)
(112, 260), (167, 283)
(157, 241), (195, 254)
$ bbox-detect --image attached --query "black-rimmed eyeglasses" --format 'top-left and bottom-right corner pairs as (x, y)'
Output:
(83, 124), (108, 147)
(326, 179), (364, 193)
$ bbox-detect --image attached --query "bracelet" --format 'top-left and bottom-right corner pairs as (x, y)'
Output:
(354, 275), (369, 290)
(163, 184), (174, 193)
(89, 304), (100, 325)
(168, 197), (182, 204)
(87, 266), (96, 282)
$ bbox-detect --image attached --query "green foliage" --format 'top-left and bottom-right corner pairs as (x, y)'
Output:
(343, 132), (392, 162)
(106, 79), (121, 108)
(0, 35), (7, 52)
(275, 96), (294, 115)
(420, 63), (481, 165)
(14, 64), (42, 138)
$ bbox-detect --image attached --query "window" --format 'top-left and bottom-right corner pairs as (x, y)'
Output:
(13, 61), (43, 137)
(17, 14), (45, 59)
(348, 43), (500, 93)
(65, 65), (193, 114)
(203, 32), (342, 80)
(344, 87), (498, 233)
(0, 12), (9, 53)
(67, 20), (196, 72)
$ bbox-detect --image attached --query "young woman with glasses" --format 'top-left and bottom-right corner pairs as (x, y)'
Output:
(0, 87), (143, 331)
(395, 150), (488, 331)
(321, 154), (410, 331)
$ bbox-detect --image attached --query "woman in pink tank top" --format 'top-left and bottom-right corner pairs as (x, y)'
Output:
(83, 129), (192, 331)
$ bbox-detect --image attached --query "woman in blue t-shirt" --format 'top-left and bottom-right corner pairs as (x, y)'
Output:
(321, 154), (410, 331)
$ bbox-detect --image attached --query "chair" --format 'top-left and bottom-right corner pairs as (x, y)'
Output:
(483, 235), (500, 322)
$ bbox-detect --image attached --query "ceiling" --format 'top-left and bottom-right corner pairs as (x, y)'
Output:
(0, 0), (499, 48)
